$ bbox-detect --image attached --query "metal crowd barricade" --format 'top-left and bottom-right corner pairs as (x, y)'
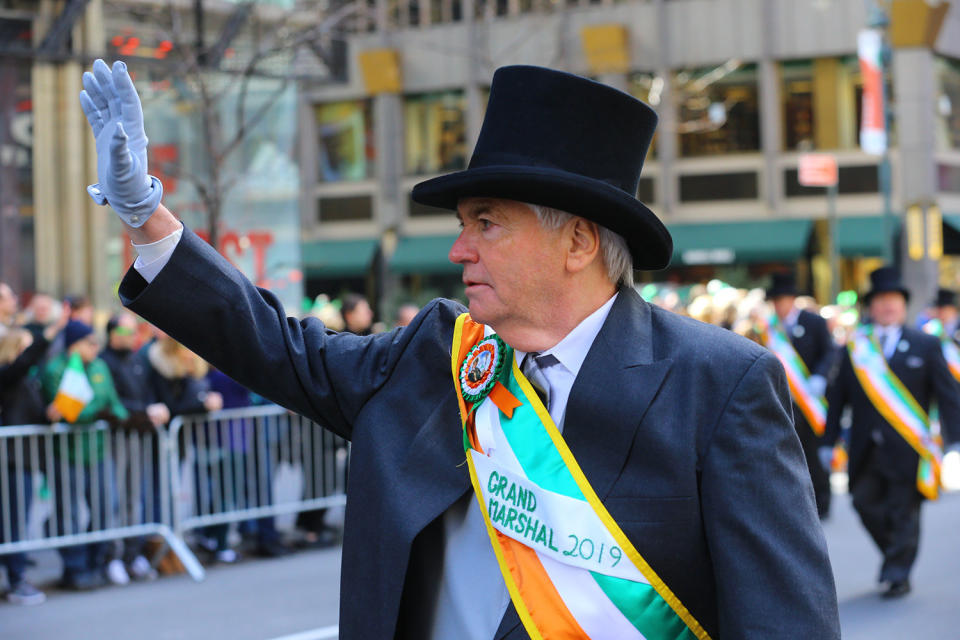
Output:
(167, 405), (348, 549)
(0, 420), (204, 580)
(0, 406), (349, 583)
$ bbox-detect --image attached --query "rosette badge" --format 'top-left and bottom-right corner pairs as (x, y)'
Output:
(460, 335), (510, 405)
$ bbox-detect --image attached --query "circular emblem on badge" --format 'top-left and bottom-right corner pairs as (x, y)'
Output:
(460, 335), (508, 404)
(792, 324), (806, 338)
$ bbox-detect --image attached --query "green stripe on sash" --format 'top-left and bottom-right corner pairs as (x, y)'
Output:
(592, 572), (698, 640)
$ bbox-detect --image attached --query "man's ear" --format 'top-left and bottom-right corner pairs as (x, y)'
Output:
(565, 217), (601, 274)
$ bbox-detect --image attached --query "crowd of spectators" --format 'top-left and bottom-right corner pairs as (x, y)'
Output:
(0, 285), (415, 606)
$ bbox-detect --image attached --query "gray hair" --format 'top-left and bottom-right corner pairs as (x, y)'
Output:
(525, 203), (634, 288)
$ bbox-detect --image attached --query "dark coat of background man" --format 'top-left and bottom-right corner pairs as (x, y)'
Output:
(79, 59), (840, 639)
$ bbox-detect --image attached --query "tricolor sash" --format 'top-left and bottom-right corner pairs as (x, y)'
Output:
(848, 327), (943, 500)
(922, 319), (960, 383)
(761, 315), (827, 436)
(451, 314), (710, 640)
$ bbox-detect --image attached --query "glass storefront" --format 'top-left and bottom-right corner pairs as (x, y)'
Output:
(404, 91), (467, 175)
(782, 60), (815, 151)
(674, 63), (760, 157)
(316, 100), (374, 182)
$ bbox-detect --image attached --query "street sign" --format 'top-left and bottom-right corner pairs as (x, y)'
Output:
(798, 153), (839, 187)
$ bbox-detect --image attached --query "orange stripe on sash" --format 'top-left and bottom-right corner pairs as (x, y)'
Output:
(497, 533), (589, 640)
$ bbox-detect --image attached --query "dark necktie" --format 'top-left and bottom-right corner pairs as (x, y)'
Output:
(521, 352), (559, 410)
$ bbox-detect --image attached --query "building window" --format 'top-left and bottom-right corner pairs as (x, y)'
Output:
(937, 56), (960, 150)
(783, 165), (879, 196)
(404, 91), (467, 175)
(317, 194), (374, 222)
(679, 172), (759, 202)
(939, 164), (960, 193)
(675, 62), (760, 157)
(315, 101), (374, 183)
(782, 60), (815, 151)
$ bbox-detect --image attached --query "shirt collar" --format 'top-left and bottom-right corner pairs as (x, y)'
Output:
(784, 307), (800, 328)
(511, 292), (618, 379)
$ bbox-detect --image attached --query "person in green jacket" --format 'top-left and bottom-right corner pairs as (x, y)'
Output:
(42, 320), (128, 590)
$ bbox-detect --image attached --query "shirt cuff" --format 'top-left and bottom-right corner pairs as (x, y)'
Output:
(132, 223), (184, 284)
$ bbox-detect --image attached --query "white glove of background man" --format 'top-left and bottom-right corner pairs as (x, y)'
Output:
(79, 59), (163, 228)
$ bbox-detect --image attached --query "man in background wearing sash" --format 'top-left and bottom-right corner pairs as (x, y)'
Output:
(77, 60), (840, 638)
(765, 272), (835, 519)
(928, 288), (960, 345)
(824, 267), (960, 599)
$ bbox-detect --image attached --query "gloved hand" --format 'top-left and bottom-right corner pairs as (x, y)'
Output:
(817, 446), (834, 472)
(807, 374), (827, 398)
(79, 59), (162, 228)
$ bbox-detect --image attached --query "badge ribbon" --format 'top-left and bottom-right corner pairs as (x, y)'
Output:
(451, 313), (710, 640)
(762, 314), (827, 436)
(848, 327), (943, 500)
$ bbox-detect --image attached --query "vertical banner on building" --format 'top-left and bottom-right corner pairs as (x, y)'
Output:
(858, 29), (887, 156)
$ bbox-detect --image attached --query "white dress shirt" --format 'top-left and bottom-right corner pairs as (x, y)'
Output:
(132, 226), (619, 640)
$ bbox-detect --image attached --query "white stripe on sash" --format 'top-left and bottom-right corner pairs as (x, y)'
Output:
(539, 553), (647, 640)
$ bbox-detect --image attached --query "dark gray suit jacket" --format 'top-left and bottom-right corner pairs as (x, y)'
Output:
(119, 228), (840, 639)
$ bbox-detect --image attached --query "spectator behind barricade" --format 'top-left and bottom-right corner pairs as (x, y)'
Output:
(41, 321), (128, 591)
(0, 282), (18, 338)
(394, 303), (419, 328)
(309, 295), (344, 331)
(100, 312), (169, 583)
(22, 293), (58, 344)
(205, 368), (289, 559)
(342, 294), (374, 336)
(102, 313), (170, 430)
(0, 309), (68, 605)
(144, 338), (226, 561)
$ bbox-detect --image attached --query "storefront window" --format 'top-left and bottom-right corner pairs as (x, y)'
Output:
(675, 63), (760, 157)
(937, 56), (960, 150)
(316, 101), (374, 182)
(404, 91), (467, 175)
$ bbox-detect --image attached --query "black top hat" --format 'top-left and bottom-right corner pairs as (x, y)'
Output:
(766, 272), (799, 299)
(411, 65), (671, 270)
(864, 266), (910, 304)
(933, 287), (957, 308)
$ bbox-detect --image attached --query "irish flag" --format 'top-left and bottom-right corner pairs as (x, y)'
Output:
(53, 353), (94, 423)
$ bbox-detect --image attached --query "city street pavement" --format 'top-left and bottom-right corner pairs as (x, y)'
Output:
(825, 488), (960, 639)
(2, 492), (959, 639)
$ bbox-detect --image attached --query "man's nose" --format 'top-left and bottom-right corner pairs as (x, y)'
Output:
(448, 230), (476, 265)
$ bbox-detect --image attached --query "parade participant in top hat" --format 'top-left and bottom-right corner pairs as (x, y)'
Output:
(79, 59), (839, 638)
(824, 266), (960, 599)
(762, 272), (835, 518)
(926, 288), (960, 344)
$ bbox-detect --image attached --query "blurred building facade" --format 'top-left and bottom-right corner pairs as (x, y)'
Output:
(4, 0), (960, 318)
(299, 0), (960, 317)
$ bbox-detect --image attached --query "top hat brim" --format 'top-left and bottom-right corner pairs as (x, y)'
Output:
(766, 286), (799, 299)
(411, 165), (672, 271)
(864, 286), (910, 305)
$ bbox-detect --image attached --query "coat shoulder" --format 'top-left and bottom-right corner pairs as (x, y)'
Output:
(648, 304), (768, 371)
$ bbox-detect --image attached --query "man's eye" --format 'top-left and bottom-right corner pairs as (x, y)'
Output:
(479, 218), (492, 230)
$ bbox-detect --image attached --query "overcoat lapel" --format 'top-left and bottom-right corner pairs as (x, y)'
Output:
(563, 288), (673, 500)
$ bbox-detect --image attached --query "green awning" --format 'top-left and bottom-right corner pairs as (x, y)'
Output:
(836, 216), (885, 257)
(668, 219), (813, 265)
(390, 234), (461, 275)
(301, 238), (378, 277)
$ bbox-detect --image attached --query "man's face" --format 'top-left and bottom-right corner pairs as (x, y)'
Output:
(869, 291), (907, 327)
(772, 295), (796, 320)
(110, 314), (137, 351)
(449, 198), (567, 331)
(937, 304), (958, 326)
(0, 284), (17, 319)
